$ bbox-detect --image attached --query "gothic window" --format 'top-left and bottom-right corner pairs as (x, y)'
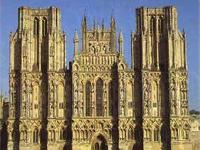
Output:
(60, 128), (65, 140)
(145, 129), (151, 141)
(42, 17), (47, 36)
(86, 81), (92, 116)
(160, 18), (165, 34)
(152, 81), (158, 116)
(153, 128), (159, 141)
(57, 84), (64, 117)
(49, 130), (55, 142)
(109, 81), (113, 116)
(34, 17), (39, 35)
(173, 128), (179, 140)
(33, 128), (39, 143)
(150, 17), (156, 34)
(96, 79), (103, 116)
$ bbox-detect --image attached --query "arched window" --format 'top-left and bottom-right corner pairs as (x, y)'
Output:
(152, 81), (158, 116)
(96, 79), (103, 116)
(153, 128), (159, 141)
(33, 128), (39, 143)
(160, 18), (165, 34)
(86, 81), (92, 116)
(34, 17), (39, 35)
(174, 128), (179, 140)
(150, 17), (156, 34)
(42, 17), (47, 36)
(60, 128), (65, 140)
(145, 129), (151, 141)
(109, 81), (113, 116)
(49, 130), (55, 142)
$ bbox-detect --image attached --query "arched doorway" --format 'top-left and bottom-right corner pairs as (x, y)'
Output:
(92, 134), (108, 150)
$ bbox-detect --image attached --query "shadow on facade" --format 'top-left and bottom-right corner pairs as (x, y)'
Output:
(111, 63), (119, 150)
(40, 39), (49, 150)
(132, 70), (143, 150)
(160, 48), (171, 150)
(40, 71), (48, 150)
(1, 102), (9, 150)
(64, 62), (73, 150)
(12, 70), (21, 150)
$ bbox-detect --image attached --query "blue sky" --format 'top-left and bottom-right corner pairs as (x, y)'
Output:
(0, 0), (199, 110)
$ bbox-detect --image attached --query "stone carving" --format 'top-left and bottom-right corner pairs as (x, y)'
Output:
(7, 6), (190, 150)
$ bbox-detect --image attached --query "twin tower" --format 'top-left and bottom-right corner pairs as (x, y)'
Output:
(7, 6), (190, 150)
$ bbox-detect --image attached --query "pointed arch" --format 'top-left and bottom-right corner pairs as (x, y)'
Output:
(34, 17), (39, 35)
(57, 83), (64, 117)
(60, 127), (65, 140)
(86, 81), (92, 116)
(96, 78), (103, 116)
(33, 128), (39, 143)
(42, 17), (47, 36)
(153, 127), (159, 141)
(152, 80), (158, 116)
(108, 81), (113, 116)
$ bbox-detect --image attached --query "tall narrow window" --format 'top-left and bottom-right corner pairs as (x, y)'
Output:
(109, 81), (113, 116)
(174, 128), (179, 140)
(60, 128), (65, 140)
(150, 17), (155, 34)
(154, 128), (159, 141)
(33, 128), (39, 143)
(42, 17), (47, 36)
(96, 79), (103, 116)
(152, 81), (158, 116)
(86, 81), (92, 116)
(49, 130), (55, 142)
(34, 17), (39, 35)
(160, 18), (165, 34)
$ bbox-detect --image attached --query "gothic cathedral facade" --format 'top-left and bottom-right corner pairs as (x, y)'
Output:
(7, 6), (191, 150)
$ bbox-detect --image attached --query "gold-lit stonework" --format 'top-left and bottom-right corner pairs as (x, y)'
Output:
(7, 6), (191, 150)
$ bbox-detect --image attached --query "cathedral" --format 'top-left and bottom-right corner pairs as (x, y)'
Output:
(6, 5), (191, 150)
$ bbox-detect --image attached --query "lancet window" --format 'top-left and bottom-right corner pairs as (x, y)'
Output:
(34, 17), (39, 35)
(86, 81), (92, 116)
(96, 79), (103, 116)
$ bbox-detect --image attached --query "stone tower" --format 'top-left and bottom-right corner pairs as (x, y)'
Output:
(8, 6), (66, 149)
(132, 6), (191, 149)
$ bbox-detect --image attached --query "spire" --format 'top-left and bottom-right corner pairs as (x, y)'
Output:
(74, 30), (79, 42)
(110, 14), (116, 31)
(74, 30), (79, 56)
(182, 28), (186, 38)
(118, 31), (124, 56)
(102, 19), (104, 30)
(93, 18), (96, 30)
(110, 13), (116, 52)
(119, 31), (123, 41)
(82, 13), (87, 30)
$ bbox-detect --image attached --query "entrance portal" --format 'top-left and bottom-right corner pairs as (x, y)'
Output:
(92, 134), (108, 150)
